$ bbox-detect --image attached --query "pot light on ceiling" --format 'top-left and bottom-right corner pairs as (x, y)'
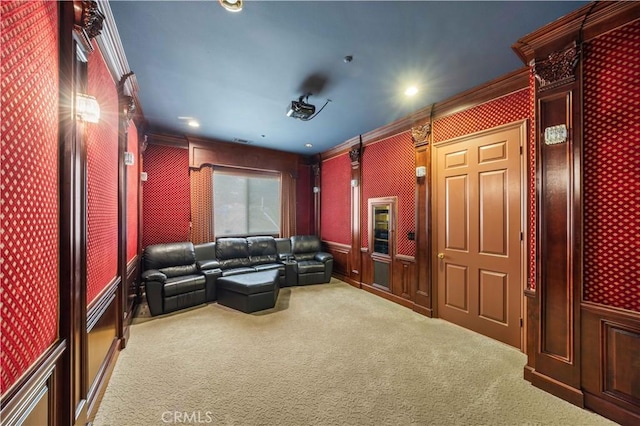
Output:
(305, 143), (313, 148)
(219, 0), (242, 13)
(178, 116), (200, 128)
(404, 86), (419, 97)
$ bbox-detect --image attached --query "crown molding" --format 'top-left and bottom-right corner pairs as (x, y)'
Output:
(320, 67), (528, 160)
(94, 1), (143, 116)
(512, 2), (640, 64)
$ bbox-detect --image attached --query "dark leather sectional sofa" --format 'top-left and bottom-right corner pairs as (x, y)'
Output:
(141, 235), (333, 316)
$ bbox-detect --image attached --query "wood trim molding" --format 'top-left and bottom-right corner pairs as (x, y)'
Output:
(147, 132), (188, 149)
(512, 2), (640, 64)
(0, 342), (66, 426)
(86, 277), (119, 332)
(321, 67), (528, 159)
(94, 1), (142, 116)
(187, 135), (300, 174)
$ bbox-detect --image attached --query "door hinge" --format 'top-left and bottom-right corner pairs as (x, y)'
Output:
(520, 232), (523, 241)
(520, 146), (523, 155)
(520, 318), (524, 327)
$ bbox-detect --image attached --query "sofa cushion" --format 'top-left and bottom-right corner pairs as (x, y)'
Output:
(247, 236), (278, 265)
(291, 235), (322, 261)
(144, 242), (196, 270)
(296, 260), (325, 274)
(216, 238), (252, 269)
(221, 267), (256, 276)
(160, 264), (198, 278)
(163, 274), (206, 297)
(254, 263), (284, 273)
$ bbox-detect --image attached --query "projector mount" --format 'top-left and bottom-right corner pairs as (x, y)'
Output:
(286, 93), (331, 121)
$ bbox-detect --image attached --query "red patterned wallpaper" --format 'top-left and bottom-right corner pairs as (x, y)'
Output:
(361, 132), (416, 257)
(296, 163), (313, 236)
(141, 144), (191, 247)
(86, 43), (119, 304)
(126, 121), (139, 262)
(321, 154), (351, 245)
(1, 0), (59, 394)
(583, 20), (640, 312)
(433, 89), (530, 143)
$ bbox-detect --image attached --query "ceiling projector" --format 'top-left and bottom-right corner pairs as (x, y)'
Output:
(286, 96), (316, 120)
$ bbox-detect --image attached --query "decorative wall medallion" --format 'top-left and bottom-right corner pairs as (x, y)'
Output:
(532, 42), (579, 90)
(312, 163), (320, 177)
(544, 124), (568, 145)
(349, 146), (362, 164)
(411, 123), (431, 145)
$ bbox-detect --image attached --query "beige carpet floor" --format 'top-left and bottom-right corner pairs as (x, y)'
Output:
(93, 280), (615, 426)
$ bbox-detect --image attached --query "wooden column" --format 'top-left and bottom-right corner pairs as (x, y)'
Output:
(411, 123), (432, 316)
(530, 42), (584, 406)
(349, 144), (362, 284)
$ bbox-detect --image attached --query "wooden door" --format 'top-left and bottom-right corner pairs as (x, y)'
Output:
(433, 122), (525, 349)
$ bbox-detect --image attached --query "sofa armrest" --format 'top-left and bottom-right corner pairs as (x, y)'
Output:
(145, 280), (165, 316)
(142, 269), (167, 283)
(315, 252), (333, 263)
(197, 259), (221, 271)
(278, 253), (293, 262)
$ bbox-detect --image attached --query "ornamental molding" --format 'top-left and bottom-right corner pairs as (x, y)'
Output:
(349, 146), (362, 165)
(73, 1), (105, 53)
(411, 123), (431, 146)
(532, 42), (579, 91)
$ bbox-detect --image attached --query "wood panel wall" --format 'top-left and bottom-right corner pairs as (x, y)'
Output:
(513, 3), (640, 424)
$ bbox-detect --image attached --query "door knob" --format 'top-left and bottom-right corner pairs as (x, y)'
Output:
(437, 253), (445, 259)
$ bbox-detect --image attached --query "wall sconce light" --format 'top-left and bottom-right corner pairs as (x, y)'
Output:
(218, 0), (242, 13)
(415, 166), (427, 178)
(76, 93), (100, 123)
(351, 179), (359, 187)
(313, 186), (320, 193)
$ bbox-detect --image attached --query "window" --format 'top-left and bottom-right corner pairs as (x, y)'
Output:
(213, 169), (281, 237)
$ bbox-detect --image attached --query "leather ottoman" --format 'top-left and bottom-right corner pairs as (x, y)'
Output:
(216, 269), (279, 313)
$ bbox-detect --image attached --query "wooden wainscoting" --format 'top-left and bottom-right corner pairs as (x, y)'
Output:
(0, 342), (65, 426)
(86, 278), (121, 423)
(322, 241), (356, 286)
(121, 256), (139, 347)
(582, 303), (640, 425)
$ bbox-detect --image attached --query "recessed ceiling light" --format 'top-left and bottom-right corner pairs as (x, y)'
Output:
(187, 120), (200, 128)
(405, 86), (419, 96)
(305, 143), (313, 148)
(219, 0), (242, 13)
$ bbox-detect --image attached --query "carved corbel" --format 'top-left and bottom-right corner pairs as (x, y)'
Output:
(118, 72), (136, 128)
(312, 163), (320, 178)
(532, 42), (579, 91)
(411, 123), (431, 146)
(349, 146), (362, 166)
(73, 1), (105, 53)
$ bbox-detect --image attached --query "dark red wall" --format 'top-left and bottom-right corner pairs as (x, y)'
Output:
(86, 42), (119, 304)
(361, 131), (416, 256)
(320, 154), (351, 245)
(141, 144), (191, 247)
(126, 121), (139, 261)
(0, 0), (59, 395)
(583, 20), (640, 312)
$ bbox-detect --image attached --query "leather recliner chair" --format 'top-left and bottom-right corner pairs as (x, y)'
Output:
(290, 235), (333, 285)
(142, 242), (215, 316)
